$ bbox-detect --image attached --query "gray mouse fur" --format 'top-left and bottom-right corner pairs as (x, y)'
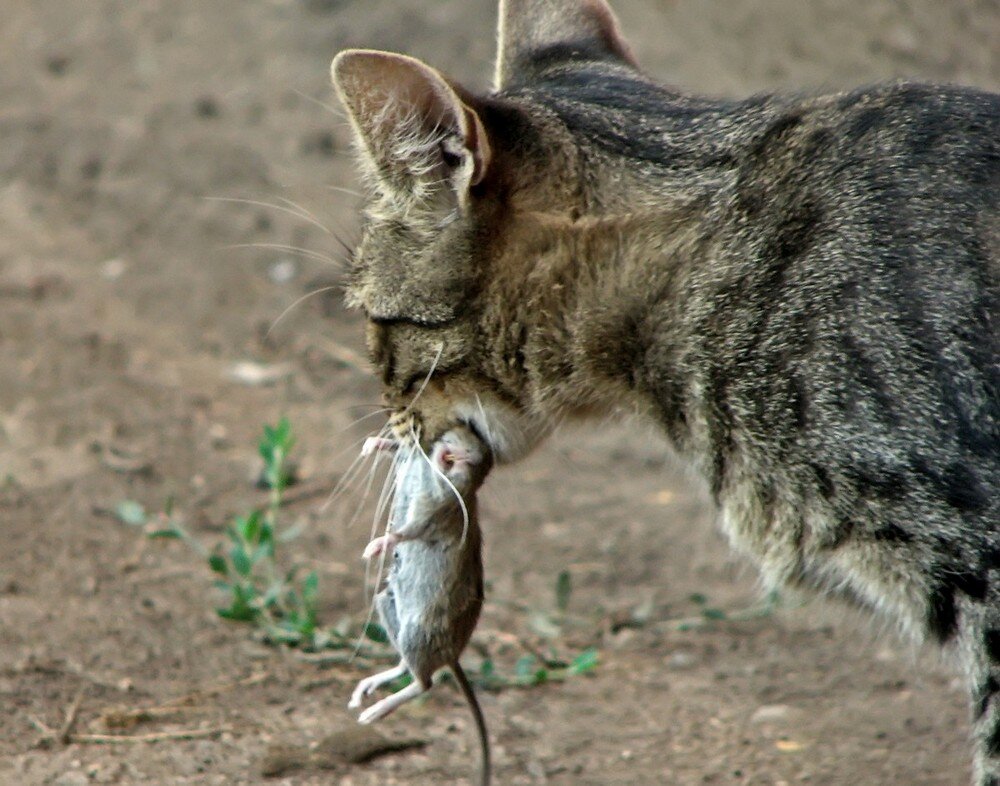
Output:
(350, 425), (492, 786)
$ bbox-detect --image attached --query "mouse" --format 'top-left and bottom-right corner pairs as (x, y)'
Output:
(349, 424), (493, 786)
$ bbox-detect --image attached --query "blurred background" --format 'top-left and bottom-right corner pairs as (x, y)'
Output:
(1, 1), (997, 784)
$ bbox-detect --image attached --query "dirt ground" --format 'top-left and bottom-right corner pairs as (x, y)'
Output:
(2, 1), (998, 784)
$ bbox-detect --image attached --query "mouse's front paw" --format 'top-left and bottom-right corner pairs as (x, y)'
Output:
(362, 436), (396, 457)
(362, 533), (397, 560)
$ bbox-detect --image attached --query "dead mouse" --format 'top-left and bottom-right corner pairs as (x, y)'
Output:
(350, 425), (493, 786)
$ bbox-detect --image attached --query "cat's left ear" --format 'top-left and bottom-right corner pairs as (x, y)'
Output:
(332, 50), (491, 197)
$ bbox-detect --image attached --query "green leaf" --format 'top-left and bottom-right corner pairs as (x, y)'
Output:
(239, 511), (262, 543)
(688, 592), (708, 605)
(217, 605), (257, 622)
(208, 555), (228, 575)
(250, 542), (272, 565)
(230, 544), (252, 577)
(569, 648), (599, 674)
(533, 668), (548, 685)
(555, 570), (572, 612)
(363, 622), (389, 644)
(514, 655), (536, 678)
(147, 529), (182, 540)
(527, 610), (562, 638)
(702, 607), (727, 620)
(479, 659), (494, 678)
(260, 583), (284, 609)
(115, 500), (148, 526)
(302, 571), (319, 605)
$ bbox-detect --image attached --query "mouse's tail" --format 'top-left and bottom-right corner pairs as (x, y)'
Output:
(453, 662), (491, 786)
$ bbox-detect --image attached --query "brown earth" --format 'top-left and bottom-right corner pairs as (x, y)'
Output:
(1, 1), (998, 784)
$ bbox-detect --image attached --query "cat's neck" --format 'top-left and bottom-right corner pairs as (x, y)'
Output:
(479, 202), (712, 423)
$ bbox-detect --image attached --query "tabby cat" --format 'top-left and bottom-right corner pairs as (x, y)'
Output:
(330, 0), (1000, 781)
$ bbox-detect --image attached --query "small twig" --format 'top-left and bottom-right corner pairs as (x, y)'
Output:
(27, 715), (55, 738)
(277, 476), (339, 508)
(517, 636), (561, 669)
(59, 689), (85, 744)
(159, 671), (269, 707)
(294, 646), (396, 665)
(127, 566), (200, 585)
(310, 337), (369, 372)
(101, 704), (210, 730)
(69, 727), (230, 744)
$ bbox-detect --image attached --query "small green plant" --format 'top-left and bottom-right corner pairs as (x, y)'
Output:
(115, 419), (607, 689)
(475, 646), (599, 690)
(206, 418), (323, 645)
(117, 418), (326, 648)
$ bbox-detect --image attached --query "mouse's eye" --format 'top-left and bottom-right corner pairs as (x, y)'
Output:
(440, 451), (455, 471)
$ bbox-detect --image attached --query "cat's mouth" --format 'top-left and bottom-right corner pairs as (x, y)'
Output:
(385, 377), (550, 466)
(441, 395), (549, 465)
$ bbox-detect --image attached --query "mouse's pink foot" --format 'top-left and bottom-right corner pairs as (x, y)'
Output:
(348, 662), (407, 709)
(362, 533), (398, 561)
(357, 681), (426, 724)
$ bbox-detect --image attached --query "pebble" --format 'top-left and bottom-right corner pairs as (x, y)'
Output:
(750, 704), (794, 724)
(52, 772), (88, 786)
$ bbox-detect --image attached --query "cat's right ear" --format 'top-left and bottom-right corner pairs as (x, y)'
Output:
(331, 49), (491, 200)
(495, 0), (638, 89)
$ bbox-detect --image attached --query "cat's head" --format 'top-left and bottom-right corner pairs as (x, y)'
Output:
(331, 0), (637, 461)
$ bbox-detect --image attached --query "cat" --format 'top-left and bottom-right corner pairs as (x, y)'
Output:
(330, 0), (1000, 781)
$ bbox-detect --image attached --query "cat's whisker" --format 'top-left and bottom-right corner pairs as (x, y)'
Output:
(265, 286), (341, 338)
(204, 196), (331, 234)
(320, 428), (390, 514)
(341, 425), (393, 534)
(370, 440), (407, 543)
(341, 407), (392, 432)
(276, 196), (329, 231)
(223, 242), (347, 268)
(293, 88), (348, 121)
(355, 443), (412, 661)
(402, 342), (445, 416)
(327, 185), (362, 198)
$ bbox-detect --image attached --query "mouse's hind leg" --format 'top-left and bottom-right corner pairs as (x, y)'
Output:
(357, 678), (428, 724)
(348, 659), (408, 709)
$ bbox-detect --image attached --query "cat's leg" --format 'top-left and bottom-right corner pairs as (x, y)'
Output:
(961, 616), (1000, 786)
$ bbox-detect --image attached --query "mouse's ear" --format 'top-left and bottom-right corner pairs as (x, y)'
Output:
(494, 0), (638, 89)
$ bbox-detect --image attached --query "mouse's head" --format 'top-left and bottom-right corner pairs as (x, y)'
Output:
(431, 425), (493, 495)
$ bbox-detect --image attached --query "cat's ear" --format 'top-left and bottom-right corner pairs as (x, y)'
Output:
(494, 0), (638, 89)
(332, 49), (491, 197)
